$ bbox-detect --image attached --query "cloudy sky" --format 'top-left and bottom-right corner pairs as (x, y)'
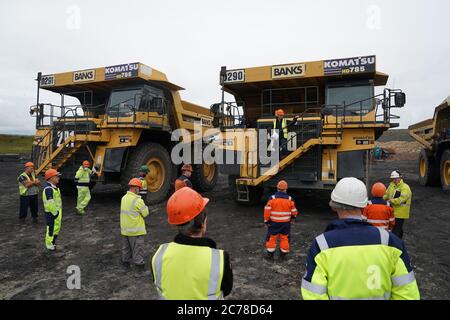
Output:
(0, 0), (448, 134)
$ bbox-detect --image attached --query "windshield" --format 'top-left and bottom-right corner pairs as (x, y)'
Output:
(107, 88), (142, 117)
(326, 84), (374, 114)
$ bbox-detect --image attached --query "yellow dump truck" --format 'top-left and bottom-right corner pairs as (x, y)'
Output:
(30, 62), (218, 203)
(408, 96), (450, 192)
(211, 55), (406, 204)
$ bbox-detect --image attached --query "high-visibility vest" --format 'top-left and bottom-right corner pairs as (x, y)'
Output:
(42, 184), (62, 216)
(120, 191), (149, 236)
(264, 192), (298, 223)
(139, 177), (148, 196)
(363, 199), (395, 230)
(152, 242), (224, 300)
(75, 166), (91, 187)
(383, 180), (412, 219)
(301, 220), (420, 300)
(18, 172), (39, 196)
(272, 118), (288, 138)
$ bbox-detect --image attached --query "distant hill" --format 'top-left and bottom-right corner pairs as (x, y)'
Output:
(0, 134), (33, 154)
(377, 129), (414, 142)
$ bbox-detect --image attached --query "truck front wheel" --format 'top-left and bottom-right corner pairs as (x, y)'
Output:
(440, 149), (450, 193)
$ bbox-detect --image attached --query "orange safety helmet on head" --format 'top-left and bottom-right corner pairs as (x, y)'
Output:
(24, 162), (34, 168)
(128, 178), (143, 188)
(181, 164), (193, 173)
(45, 169), (60, 180)
(167, 187), (209, 225)
(82, 160), (90, 167)
(277, 180), (288, 190)
(371, 182), (387, 198)
(275, 109), (285, 116)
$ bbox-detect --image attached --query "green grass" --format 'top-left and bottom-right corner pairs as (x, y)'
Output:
(0, 134), (34, 154)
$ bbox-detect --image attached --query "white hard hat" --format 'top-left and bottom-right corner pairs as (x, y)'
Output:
(390, 170), (401, 179)
(331, 177), (368, 208)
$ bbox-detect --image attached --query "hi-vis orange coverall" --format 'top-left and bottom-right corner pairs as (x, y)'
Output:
(264, 191), (298, 253)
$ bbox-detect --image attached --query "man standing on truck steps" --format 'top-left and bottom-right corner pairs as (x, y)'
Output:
(42, 169), (62, 251)
(17, 162), (41, 223)
(75, 160), (98, 215)
(120, 178), (149, 270)
(151, 187), (233, 299)
(273, 109), (299, 156)
(175, 164), (193, 191)
(384, 170), (412, 239)
(263, 180), (298, 260)
(137, 165), (149, 203)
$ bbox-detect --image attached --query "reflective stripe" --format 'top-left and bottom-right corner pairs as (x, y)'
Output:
(154, 243), (169, 299)
(291, 209), (297, 212)
(330, 292), (391, 300)
(378, 228), (389, 245)
(301, 278), (327, 295)
(270, 216), (291, 221)
(264, 206), (271, 210)
(207, 249), (222, 300)
(316, 234), (329, 251)
(121, 227), (146, 233)
(120, 210), (140, 217)
(392, 271), (416, 287)
(367, 219), (389, 223)
(270, 211), (291, 216)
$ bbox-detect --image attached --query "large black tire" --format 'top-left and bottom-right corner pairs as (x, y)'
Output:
(121, 142), (176, 204)
(191, 163), (218, 192)
(439, 149), (450, 194)
(228, 175), (263, 206)
(418, 149), (440, 186)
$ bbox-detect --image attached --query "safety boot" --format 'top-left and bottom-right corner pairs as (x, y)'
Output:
(264, 251), (275, 261)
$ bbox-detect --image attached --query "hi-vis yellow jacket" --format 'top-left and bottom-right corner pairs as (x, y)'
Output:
(301, 219), (420, 300)
(384, 179), (412, 219)
(120, 191), (149, 236)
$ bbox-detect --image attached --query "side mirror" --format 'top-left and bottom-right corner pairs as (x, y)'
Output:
(394, 92), (406, 107)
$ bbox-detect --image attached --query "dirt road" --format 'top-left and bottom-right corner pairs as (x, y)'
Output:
(0, 159), (448, 299)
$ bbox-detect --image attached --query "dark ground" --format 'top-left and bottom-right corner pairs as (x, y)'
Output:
(0, 159), (449, 300)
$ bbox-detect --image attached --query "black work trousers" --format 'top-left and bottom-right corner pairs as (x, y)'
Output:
(19, 195), (38, 219)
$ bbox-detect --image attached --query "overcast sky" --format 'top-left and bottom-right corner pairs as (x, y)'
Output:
(0, 0), (449, 134)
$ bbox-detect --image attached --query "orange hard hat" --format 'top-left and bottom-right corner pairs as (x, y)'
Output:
(277, 180), (288, 190)
(167, 187), (209, 225)
(82, 160), (90, 167)
(371, 182), (387, 198)
(45, 169), (60, 180)
(275, 109), (285, 116)
(128, 178), (143, 188)
(181, 164), (193, 173)
(24, 162), (34, 168)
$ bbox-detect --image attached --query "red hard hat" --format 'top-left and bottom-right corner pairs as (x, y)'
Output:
(82, 160), (90, 167)
(275, 109), (285, 116)
(45, 169), (60, 180)
(128, 178), (143, 188)
(277, 180), (288, 190)
(167, 187), (209, 225)
(181, 164), (193, 173)
(24, 162), (35, 168)
(371, 182), (387, 198)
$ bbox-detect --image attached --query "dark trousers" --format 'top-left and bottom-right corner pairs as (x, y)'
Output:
(392, 218), (405, 239)
(19, 195), (38, 219)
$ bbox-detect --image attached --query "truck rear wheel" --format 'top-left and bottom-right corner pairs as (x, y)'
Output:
(228, 175), (263, 206)
(418, 149), (440, 186)
(121, 142), (175, 204)
(440, 149), (450, 193)
(191, 163), (218, 192)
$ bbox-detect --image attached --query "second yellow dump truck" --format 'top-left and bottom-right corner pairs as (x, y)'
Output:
(211, 55), (406, 204)
(30, 62), (219, 203)
(409, 96), (450, 193)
